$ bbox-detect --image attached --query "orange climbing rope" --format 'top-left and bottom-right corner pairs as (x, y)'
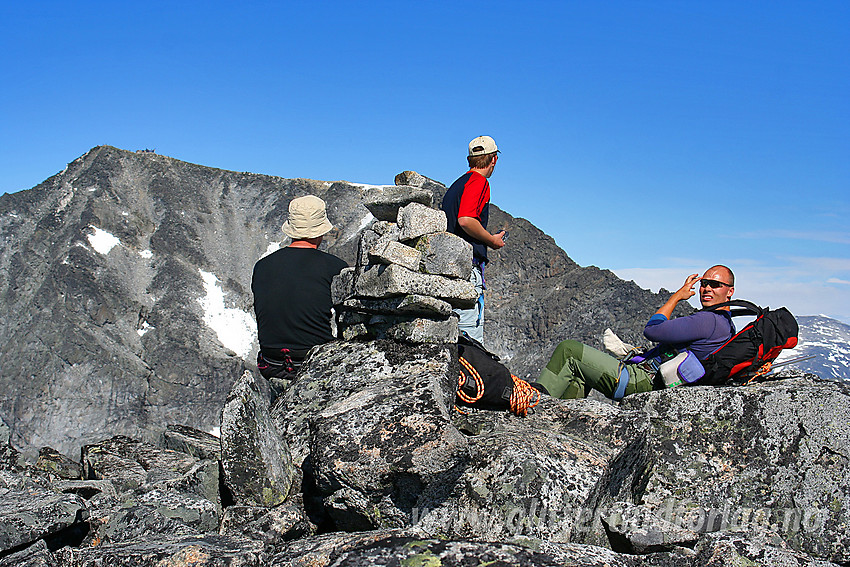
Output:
(509, 374), (541, 417)
(743, 360), (773, 385)
(455, 358), (542, 417)
(456, 356), (484, 405)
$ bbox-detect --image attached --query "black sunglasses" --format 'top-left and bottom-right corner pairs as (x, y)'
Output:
(700, 278), (733, 289)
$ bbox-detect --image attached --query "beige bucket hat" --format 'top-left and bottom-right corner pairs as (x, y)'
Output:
(282, 195), (334, 239)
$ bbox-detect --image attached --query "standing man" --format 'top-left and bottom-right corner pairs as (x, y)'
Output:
(441, 135), (507, 344)
(252, 195), (348, 385)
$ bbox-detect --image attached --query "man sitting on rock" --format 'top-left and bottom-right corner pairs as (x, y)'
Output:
(534, 265), (736, 399)
(252, 195), (348, 383)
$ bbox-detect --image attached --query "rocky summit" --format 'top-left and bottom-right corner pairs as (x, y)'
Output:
(0, 146), (676, 455)
(0, 342), (847, 565)
(0, 148), (847, 565)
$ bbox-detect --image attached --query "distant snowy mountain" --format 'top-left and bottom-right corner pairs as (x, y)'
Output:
(775, 315), (850, 382)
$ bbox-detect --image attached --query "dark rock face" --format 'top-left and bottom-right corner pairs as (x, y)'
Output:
(0, 146), (677, 453)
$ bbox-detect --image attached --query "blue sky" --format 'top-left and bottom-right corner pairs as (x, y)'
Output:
(2, 1), (848, 322)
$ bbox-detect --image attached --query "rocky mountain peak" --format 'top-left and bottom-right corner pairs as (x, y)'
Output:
(0, 146), (676, 454)
(0, 147), (847, 565)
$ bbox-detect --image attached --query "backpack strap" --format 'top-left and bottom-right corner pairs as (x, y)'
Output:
(702, 299), (763, 318)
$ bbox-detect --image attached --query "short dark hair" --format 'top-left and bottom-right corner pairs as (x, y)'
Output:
(467, 152), (496, 169)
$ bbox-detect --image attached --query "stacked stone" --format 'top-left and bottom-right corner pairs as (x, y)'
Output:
(332, 174), (475, 344)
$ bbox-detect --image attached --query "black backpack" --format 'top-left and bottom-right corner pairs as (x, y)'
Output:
(455, 333), (541, 416)
(699, 300), (799, 385)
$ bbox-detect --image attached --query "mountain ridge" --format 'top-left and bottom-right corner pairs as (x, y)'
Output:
(0, 145), (816, 454)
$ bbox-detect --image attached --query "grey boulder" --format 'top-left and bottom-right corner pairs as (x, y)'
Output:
(363, 186), (433, 222)
(413, 231), (473, 279)
(353, 263), (477, 307)
(415, 397), (650, 545)
(397, 202), (447, 241)
(221, 370), (295, 508)
(0, 487), (87, 554)
(620, 377), (850, 563)
(161, 424), (222, 462)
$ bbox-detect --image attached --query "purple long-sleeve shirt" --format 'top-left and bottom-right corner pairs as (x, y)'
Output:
(644, 310), (735, 359)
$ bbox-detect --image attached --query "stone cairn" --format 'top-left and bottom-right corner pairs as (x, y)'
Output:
(331, 172), (476, 344)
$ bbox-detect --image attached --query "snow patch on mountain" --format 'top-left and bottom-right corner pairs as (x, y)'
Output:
(197, 269), (255, 358)
(261, 241), (281, 259)
(87, 226), (121, 255)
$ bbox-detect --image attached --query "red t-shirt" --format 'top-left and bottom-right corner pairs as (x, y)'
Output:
(457, 171), (490, 220)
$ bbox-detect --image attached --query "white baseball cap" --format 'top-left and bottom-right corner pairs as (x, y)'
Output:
(468, 135), (499, 156)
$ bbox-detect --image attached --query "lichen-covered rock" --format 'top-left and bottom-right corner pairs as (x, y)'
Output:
(692, 530), (840, 566)
(414, 397), (650, 545)
(266, 529), (420, 566)
(278, 535), (658, 567)
(54, 479), (118, 502)
(221, 370), (295, 508)
(310, 380), (468, 529)
(384, 314), (459, 344)
(620, 378), (850, 563)
(601, 501), (699, 554)
(88, 504), (199, 546)
(271, 340), (465, 530)
(363, 186), (433, 222)
(137, 488), (219, 532)
(81, 446), (147, 493)
(394, 171), (428, 187)
(162, 424), (221, 461)
(81, 435), (200, 493)
(353, 263), (476, 307)
(354, 229), (384, 268)
(0, 487), (87, 554)
(272, 341), (457, 464)
(397, 202), (447, 240)
(412, 231), (473, 279)
(331, 266), (356, 305)
(370, 220), (400, 238)
(34, 447), (81, 479)
(339, 295), (453, 318)
(367, 240), (421, 272)
(148, 458), (220, 509)
(53, 534), (265, 566)
(0, 539), (58, 567)
(219, 497), (315, 546)
(337, 312), (458, 344)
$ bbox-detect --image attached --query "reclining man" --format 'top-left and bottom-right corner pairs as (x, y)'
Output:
(534, 265), (736, 399)
(252, 195), (348, 385)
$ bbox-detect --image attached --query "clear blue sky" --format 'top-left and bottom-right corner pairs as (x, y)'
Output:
(2, 1), (848, 322)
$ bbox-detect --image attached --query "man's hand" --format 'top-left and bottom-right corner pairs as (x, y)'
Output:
(490, 230), (507, 249)
(673, 273), (700, 302)
(654, 273), (699, 319)
(458, 217), (506, 250)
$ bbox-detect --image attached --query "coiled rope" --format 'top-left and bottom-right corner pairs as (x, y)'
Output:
(509, 374), (541, 417)
(455, 357), (541, 417)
